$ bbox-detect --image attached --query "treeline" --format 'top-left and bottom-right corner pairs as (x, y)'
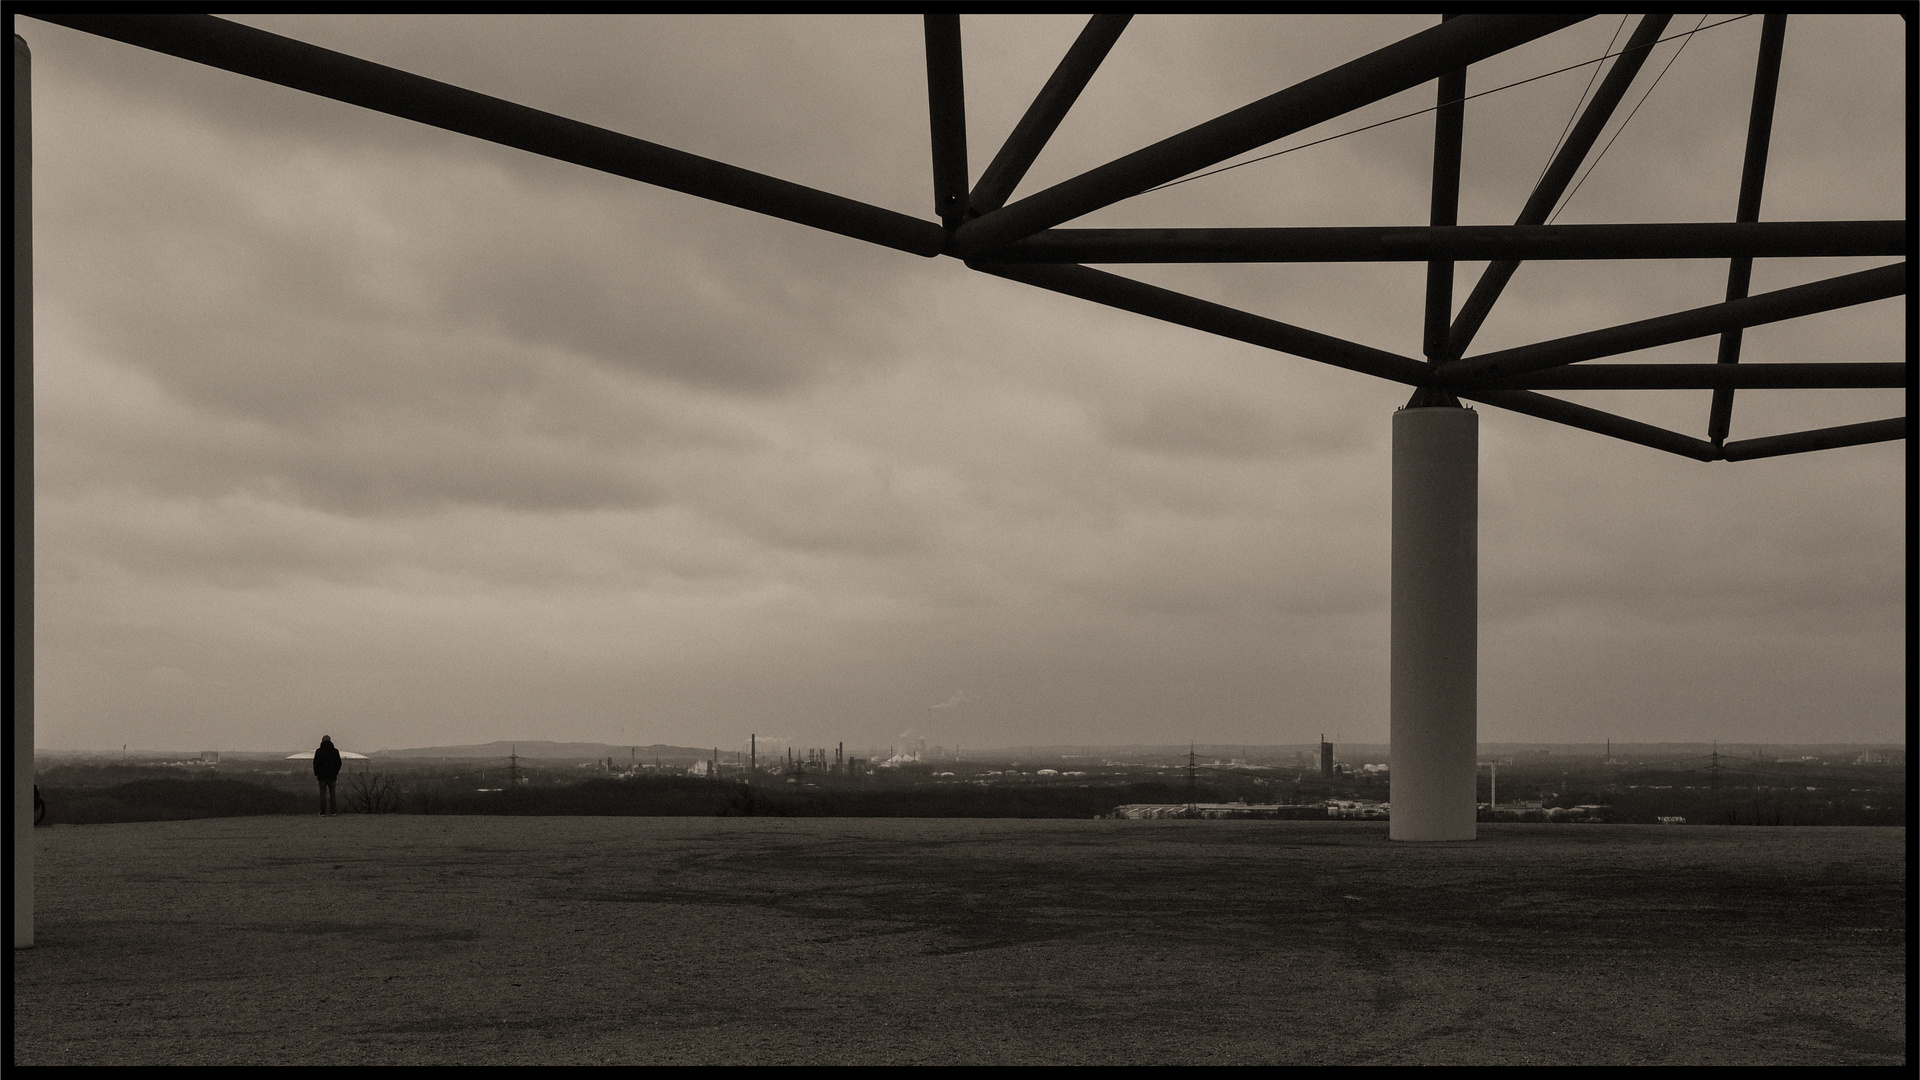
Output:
(1585, 787), (1905, 827)
(38, 777), (310, 825)
(412, 777), (1211, 818)
(36, 775), (1216, 824)
(36, 773), (1906, 827)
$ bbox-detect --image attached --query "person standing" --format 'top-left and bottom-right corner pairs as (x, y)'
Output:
(314, 735), (342, 816)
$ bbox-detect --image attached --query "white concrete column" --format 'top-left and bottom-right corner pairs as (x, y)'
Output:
(13, 32), (35, 947)
(1389, 405), (1477, 841)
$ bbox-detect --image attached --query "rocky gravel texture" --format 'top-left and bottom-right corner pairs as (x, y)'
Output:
(12, 816), (1907, 1065)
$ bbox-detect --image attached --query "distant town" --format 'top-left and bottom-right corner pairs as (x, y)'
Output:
(34, 738), (1905, 828)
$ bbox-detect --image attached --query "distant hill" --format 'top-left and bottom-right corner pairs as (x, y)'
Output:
(369, 741), (723, 761)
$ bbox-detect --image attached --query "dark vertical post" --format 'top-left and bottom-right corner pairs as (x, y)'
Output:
(1424, 15), (1466, 362)
(924, 15), (969, 227)
(13, 33), (35, 948)
(1708, 13), (1787, 448)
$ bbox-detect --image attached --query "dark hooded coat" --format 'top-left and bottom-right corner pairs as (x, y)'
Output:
(313, 739), (342, 782)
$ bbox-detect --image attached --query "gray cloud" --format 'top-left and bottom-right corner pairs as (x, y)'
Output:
(22, 15), (1905, 753)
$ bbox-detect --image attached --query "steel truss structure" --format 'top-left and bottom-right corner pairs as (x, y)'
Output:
(28, 12), (1910, 459)
(8, 12), (1912, 939)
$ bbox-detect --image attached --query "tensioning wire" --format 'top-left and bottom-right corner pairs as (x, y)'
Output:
(1532, 15), (1631, 194)
(1133, 14), (1754, 198)
(1548, 13), (1713, 225)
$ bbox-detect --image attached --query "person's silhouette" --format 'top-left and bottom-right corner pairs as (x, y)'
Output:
(314, 736), (343, 816)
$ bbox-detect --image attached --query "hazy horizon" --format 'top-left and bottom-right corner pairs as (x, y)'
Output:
(22, 15), (1907, 756)
(38, 737), (1907, 760)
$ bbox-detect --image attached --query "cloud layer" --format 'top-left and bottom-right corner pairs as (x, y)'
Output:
(24, 15), (1906, 753)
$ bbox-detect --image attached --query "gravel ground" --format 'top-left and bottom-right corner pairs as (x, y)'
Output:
(11, 816), (1907, 1065)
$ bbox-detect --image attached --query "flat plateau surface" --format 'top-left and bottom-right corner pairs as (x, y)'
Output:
(12, 817), (1908, 1065)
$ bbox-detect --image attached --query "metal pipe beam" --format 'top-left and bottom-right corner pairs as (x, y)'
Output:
(985, 220), (1903, 264)
(1457, 388), (1719, 460)
(1719, 417), (1908, 460)
(1443, 14), (1672, 362)
(1424, 14), (1466, 361)
(34, 13), (947, 257)
(1709, 13), (1789, 445)
(1443, 263), (1908, 382)
(1475, 362), (1907, 391)
(12, 32), (34, 949)
(924, 15), (970, 227)
(968, 261), (1431, 386)
(970, 14), (1131, 217)
(953, 14), (1588, 254)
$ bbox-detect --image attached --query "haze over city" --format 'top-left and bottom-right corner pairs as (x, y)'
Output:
(23, 14), (1906, 756)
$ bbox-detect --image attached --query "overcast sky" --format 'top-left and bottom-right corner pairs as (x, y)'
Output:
(20, 14), (1907, 754)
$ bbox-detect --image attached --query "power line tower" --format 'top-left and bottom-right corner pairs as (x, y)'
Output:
(1187, 743), (1198, 814)
(508, 745), (520, 786)
(1707, 743), (1724, 789)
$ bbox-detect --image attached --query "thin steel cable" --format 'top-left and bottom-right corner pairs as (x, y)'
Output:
(1134, 14), (1753, 198)
(1533, 15), (1630, 193)
(1549, 14), (1713, 225)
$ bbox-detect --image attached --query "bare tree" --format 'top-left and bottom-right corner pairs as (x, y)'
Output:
(345, 770), (403, 814)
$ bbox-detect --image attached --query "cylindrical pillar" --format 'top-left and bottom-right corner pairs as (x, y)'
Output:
(1390, 404), (1477, 841)
(14, 33), (36, 947)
